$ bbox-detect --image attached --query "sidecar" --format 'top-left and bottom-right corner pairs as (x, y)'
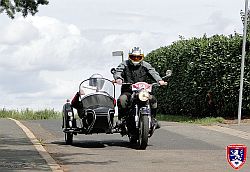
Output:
(62, 76), (116, 145)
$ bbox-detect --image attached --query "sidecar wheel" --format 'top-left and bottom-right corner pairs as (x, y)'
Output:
(129, 135), (138, 144)
(65, 133), (73, 145)
(138, 115), (149, 150)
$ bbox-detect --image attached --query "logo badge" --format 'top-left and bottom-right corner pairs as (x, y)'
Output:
(227, 144), (247, 170)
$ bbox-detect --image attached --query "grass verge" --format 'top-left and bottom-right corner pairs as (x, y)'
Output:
(0, 108), (61, 120)
(157, 114), (225, 125)
(0, 108), (225, 125)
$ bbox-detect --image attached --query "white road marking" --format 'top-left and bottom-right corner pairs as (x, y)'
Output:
(9, 118), (63, 172)
(200, 125), (250, 140)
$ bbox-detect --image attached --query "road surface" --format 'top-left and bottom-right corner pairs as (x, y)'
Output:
(0, 119), (249, 171)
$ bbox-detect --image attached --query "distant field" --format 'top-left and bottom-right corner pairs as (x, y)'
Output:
(0, 108), (61, 120)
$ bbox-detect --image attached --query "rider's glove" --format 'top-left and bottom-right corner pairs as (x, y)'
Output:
(158, 80), (167, 86)
(116, 79), (123, 85)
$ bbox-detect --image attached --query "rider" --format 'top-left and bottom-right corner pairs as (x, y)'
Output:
(113, 47), (166, 129)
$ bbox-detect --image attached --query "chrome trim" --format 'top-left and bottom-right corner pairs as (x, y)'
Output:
(107, 109), (115, 129)
(135, 105), (139, 128)
(85, 109), (96, 133)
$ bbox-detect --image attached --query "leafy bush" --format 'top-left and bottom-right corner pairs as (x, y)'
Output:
(146, 34), (250, 118)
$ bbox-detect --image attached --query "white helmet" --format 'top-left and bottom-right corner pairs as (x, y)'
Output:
(128, 47), (144, 66)
(89, 73), (104, 90)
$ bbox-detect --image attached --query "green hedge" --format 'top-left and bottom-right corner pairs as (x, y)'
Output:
(146, 34), (250, 118)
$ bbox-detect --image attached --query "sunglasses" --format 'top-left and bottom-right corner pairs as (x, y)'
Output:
(129, 55), (143, 62)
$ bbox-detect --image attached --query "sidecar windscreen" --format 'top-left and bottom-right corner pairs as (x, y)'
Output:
(79, 78), (115, 110)
(81, 93), (115, 109)
(79, 78), (115, 98)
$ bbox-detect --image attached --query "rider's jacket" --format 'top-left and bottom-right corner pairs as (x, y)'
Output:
(113, 60), (162, 83)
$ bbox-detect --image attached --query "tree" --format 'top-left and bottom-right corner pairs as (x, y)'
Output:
(0, 0), (49, 19)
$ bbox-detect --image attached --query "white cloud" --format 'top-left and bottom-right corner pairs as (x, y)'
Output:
(0, 16), (88, 110)
(102, 32), (169, 54)
(0, 16), (85, 72)
(0, 20), (38, 45)
(0, 15), (168, 110)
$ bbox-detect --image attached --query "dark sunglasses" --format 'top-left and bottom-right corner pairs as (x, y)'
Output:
(129, 55), (143, 62)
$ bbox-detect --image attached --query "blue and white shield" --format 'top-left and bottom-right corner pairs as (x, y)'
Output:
(227, 144), (247, 170)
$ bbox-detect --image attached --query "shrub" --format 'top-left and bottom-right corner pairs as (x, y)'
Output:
(146, 34), (250, 118)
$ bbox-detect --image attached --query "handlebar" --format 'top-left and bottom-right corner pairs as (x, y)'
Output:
(152, 82), (168, 86)
(112, 81), (167, 86)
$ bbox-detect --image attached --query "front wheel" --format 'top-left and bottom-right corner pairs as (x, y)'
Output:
(65, 133), (73, 145)
(138, 115), (149, 150)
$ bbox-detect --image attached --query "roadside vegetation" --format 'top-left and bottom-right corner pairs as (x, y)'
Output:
(157, 114), (225, 125)
(0, 0), (49, 19)
(147, 34), (250, 119)
(0, 108), (61, 120)
(0, 107), (226, 125)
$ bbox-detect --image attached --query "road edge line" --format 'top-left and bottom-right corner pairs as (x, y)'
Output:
(200, 125), (250, 140)
(8, 118), (63, 172)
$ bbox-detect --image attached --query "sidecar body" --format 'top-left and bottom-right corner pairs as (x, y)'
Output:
(62, 76), (116, 144)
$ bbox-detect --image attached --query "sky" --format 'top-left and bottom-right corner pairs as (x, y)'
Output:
(0, 0), (245, 111)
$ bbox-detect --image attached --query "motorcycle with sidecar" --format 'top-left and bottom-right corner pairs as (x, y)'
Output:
(62, 71), (171, 149)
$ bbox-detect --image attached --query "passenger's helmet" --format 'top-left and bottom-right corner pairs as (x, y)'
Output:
(128, 47), (144, 66)
(89, 73), (104, 90)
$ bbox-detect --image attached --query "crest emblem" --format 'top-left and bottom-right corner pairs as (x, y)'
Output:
(227, 144), (247, 170)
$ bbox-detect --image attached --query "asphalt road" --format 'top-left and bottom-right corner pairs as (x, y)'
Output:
(0, 119), (51, 172)
(1, 119), (250, 172)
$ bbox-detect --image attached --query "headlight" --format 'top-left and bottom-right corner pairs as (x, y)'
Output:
(138, 90), (150, 101)
(68, 112), (73, 117)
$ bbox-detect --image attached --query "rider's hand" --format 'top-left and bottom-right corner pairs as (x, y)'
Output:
(159, 80), (167, 86)
(116, 79), (123, 85)
(79, 89), (85, 95)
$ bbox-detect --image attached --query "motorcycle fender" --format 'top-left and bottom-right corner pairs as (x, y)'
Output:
(140, 107), (152, 129)
(140, 107), (150, 115)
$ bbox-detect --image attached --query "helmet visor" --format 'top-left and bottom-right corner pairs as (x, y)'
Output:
(129, 55), (143, 62)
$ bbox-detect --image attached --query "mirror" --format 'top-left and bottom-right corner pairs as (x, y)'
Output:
(110, 68), (116, 75)
(165, 70), (172, 77)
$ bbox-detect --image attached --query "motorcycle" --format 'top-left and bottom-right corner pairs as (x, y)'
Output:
(62, 70), (171, 149)
(113, 70), (172, 150)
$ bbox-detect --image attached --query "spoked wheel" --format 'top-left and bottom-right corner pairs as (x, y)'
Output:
(65, 132), (73, 145)
(138, 115), (149, 150)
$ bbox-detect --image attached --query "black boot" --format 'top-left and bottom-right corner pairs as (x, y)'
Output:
(153, 118), (161, 129)
(116, 108), (126, 129)
(151, 108), (160, 129)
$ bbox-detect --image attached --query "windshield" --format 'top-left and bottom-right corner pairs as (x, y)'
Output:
(79, 78), (115, 98)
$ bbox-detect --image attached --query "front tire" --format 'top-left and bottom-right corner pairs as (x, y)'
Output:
(138, 115), (149, 150)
